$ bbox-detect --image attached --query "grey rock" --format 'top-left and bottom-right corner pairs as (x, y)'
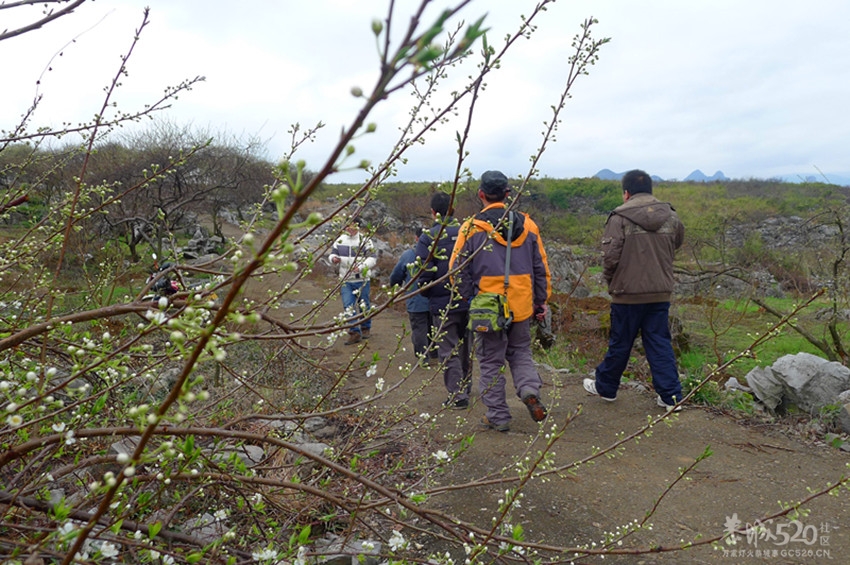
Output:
(746, 353), (850, 418)
(623, 380), (649, 393)
(182, 512), (228, 545)
(110, 436), (140, 458)
(745, 366), (785, 410)
(315, 535), (382, 565)
(180, 227), (224, 260)
(48, 489), (65, 507)
(838, 390), (850, 434)
(265, 418), (298, 431)
(724, 376), (752, 393)
(303, 416), (328, 433)
(359, 200), (405, 234)
(545, 243), (588, 294)
(771, 352), (850, 413)
(676, 269), (784, 300)
(300, 442), (332, 459)
(208, 443), (266, 468)
(290, 442), (333, 476)
(312, 425), (338, 439)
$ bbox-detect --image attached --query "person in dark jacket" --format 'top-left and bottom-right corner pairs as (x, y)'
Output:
(389, 243), (433, 363)
(450, 171), (551, 431)
(583, 169), (685, 412)
(415, 192), (472, 409)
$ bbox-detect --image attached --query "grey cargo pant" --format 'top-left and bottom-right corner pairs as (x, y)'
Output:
(476, 318), (543, 426)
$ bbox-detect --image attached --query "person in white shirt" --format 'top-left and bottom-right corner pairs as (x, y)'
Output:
(329, 222), (377, 345)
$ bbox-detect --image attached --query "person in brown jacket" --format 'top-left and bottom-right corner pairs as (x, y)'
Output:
(583, 169), (685, 411)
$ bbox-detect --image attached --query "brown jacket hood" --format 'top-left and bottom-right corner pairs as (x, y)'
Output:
(610, 195), (675, 233)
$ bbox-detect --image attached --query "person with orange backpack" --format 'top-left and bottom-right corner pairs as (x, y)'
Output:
(450, 171), (551, 432)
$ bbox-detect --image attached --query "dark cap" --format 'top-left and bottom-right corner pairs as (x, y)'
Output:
(479, 170), (508, 196)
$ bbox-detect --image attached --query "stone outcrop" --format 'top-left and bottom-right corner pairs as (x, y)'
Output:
(745, 352), (850, 433)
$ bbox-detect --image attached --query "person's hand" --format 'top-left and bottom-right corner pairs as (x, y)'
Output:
(534, 303), (548, 321)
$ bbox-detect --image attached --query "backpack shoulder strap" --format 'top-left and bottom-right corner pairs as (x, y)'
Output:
(503, 211), (514, 294)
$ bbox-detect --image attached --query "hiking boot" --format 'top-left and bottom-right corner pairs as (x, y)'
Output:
(521, 393), (548, 422)
(583, 378), (616, 402)
(481, 415), (510, 433)
(343, 332), (362, 345)
(442, 397), (469, 410)
(656, 395), (682, 412)
(361, 328), (371, 339)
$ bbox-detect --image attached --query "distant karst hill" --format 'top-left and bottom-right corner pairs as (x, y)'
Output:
(683, 169), (728, 182)
(593, 169), (728, 182)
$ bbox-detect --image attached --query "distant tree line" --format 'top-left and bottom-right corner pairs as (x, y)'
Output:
(0, 121), (277, 263)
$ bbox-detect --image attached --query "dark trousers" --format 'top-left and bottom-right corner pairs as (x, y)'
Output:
(408, 310), (432, 359)
(434, 310), (472, 401)
(595, 302), (682, 404)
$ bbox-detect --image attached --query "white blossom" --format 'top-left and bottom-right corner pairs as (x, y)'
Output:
(293, 545), (308, 565)
(145, 310), (168, 325)
(99, 541), (119, 558)
(251, 548), (279, 562)
(388, 530), (406, 552)
(58, 522), (77, 537)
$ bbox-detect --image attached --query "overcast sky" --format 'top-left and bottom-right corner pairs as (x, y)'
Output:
(3, 0), (849, 184)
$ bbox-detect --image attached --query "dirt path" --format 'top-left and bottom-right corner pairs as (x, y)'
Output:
(371, 317), (849, 563)
(228, 221), (850, 564)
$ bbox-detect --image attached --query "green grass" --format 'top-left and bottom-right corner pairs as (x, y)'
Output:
(678, 293), (848, 380)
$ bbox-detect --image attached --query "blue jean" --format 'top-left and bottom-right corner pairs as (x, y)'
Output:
(595, 302), (682, 404)
(341, 280), (371, 334)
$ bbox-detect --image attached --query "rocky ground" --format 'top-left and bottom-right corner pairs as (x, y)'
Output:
(241, 269), (849, 565)
(218, 213), (850, 565)
(358, 303), (850, 564)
